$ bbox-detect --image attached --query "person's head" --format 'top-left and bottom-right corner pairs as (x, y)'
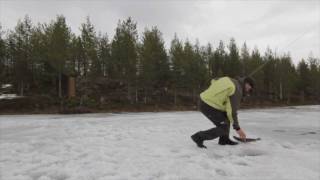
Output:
(243, 76), (254, 95)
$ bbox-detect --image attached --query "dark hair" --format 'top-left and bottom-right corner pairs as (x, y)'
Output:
(244, 76), (255, 89)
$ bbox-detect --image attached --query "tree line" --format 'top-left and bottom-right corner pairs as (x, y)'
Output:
(0, 15), (319, 111)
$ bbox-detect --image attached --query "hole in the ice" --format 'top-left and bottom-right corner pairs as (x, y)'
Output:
(300, 131), (317, 135)
(105, 172), (117, 176)
(235, 161), (248, 166)
(170, 149), (180, 153)
(30, 172), (44, 180)
(215, 169), (227, 176)
(132, 172), (141, 177)
(282, 145), (292, 149)
(238, 149), (266, 157)
(200, 162), (210, 169)
(152, 171), (165, 178)
(50, 173), (69, 180)
(273, 129), (286, 133)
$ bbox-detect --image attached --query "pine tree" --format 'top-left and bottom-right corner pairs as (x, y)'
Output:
(0, 24), (6, 85)
(212, 40), (225, 77)
(71, 36), (86, 76)
(179, 40), (208, 103)
(249, 47), (264, 100)
(318, 61), (320, 100)
(276, 54), (297, 102)
(139, 27), (170, 104)
(205, 43), (214, 78)
(28, 24), (49, 94)
(10, 16), (33, 96)
(111, 17), (138, 103)
(263, 47), (277, 100)
(69, 35), (79, 76)
(46, 15), (72, 98)
(240, 42), (250, 76)
(225, 38), (241, 77)
(97, 33), (111, 78)
(308, 56), (319, 99)
(183, 40), (194, 91)
(169, 34), (184, 105)
(297, 59), (310, 102)
(80, 17), (99, 77)
(192, 41), (208, 102)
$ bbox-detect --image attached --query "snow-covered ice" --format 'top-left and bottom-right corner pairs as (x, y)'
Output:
(0, 106), (319, 180)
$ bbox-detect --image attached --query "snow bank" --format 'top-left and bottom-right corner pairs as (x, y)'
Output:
(0, 106), (319, 180)
(0, 94), (22, 100)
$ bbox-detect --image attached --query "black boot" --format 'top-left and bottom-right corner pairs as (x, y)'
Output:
(218, 136), (238, 145)
(191, 133), (207, 148)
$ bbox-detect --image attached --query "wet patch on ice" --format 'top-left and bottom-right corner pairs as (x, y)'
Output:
(237, 148), (267, 157)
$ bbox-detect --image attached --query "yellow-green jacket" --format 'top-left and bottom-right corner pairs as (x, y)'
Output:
(200, 77), (243, 130)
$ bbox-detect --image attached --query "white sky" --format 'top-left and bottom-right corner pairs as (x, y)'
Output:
(1, 0), (319, 64)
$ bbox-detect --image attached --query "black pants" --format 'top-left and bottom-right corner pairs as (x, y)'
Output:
(196, 100), (230, 141)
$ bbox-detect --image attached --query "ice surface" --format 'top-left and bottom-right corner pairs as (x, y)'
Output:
(0, 106), (319, 180)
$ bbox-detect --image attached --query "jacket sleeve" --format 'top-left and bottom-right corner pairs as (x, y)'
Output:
(226, 94), (241, 130)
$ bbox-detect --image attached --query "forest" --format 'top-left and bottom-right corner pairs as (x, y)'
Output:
(0, 15), (319, 113)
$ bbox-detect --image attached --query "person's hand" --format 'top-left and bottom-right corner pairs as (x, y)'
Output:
(236, 128), (246, 141)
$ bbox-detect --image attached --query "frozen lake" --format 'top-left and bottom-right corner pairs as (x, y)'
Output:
(1, 106), (319, 180)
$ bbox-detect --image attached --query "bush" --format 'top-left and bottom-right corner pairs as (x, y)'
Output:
(0, 95), (56, 112)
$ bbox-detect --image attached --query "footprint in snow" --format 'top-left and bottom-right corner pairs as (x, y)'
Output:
(215, 169), (227, 176)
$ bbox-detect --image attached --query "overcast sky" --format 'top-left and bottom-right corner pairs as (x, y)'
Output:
(1, 0), (319, 64)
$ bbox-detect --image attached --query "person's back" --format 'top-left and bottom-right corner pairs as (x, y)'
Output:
(200, 77), (236, 113)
